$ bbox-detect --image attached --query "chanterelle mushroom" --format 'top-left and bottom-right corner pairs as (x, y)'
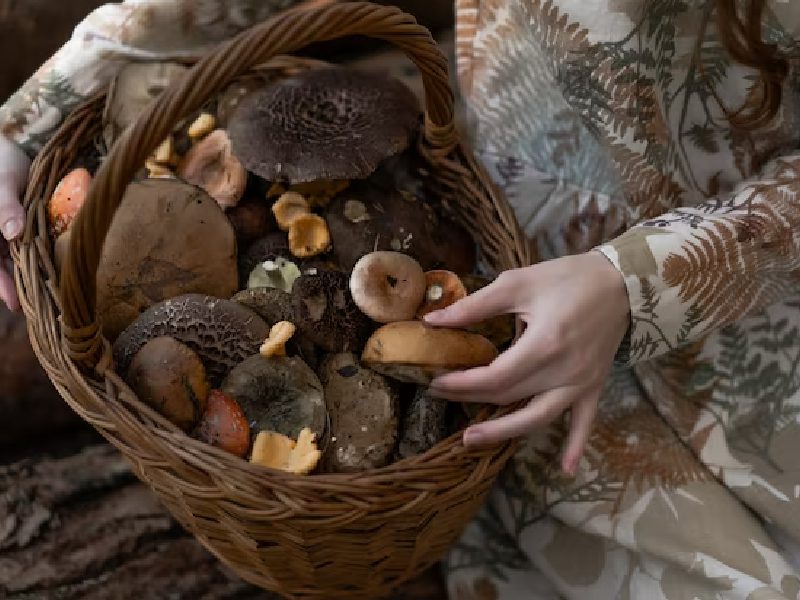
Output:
(227, 67), (421, 183)
(361, 321), (498, 385)
(96, 179), (238, 341)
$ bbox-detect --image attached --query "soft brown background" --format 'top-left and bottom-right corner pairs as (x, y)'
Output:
(0, 1), (453, 598)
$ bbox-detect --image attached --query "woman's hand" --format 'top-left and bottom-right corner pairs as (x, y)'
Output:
(425, 252), (630, 475)
(0, 135), (31, 312)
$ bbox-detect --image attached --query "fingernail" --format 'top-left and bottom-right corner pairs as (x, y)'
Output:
(2, 218), (21, 240)
(463, 427), (484, 447)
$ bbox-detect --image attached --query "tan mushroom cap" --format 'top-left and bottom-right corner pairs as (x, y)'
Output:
(177, 129), (247, 209)
(361, 321), (498, 385)
(350, 251), (426, 323)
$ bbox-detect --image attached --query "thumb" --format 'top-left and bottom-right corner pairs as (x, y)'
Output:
(423, 273), (516, 327)
(0, 182), (24, 241)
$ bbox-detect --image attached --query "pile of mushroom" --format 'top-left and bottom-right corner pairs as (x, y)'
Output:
(47, 63), (515, 475)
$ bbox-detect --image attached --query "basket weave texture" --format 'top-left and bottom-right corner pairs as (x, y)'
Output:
(13, 3), (532, 598)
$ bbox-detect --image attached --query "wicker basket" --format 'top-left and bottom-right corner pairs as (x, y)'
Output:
(13, 3), (531, 598)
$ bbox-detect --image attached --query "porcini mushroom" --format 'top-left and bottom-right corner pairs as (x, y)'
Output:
(221, 355), (328, 441)
(177, 129), (247, 209)
(113, 294), (271, 386)
(349, 251), (426, 323)
(416, 270), (467, 318)
(96, 179), (238, 341)
(195, 389), (251, 457)
(227, 67), (420, 183)
(292, 270), (373, 353)
(126, 336), (210, 431)
(48, 168), (92, 237)
(361, 321), (498, 385)
(319, 353), (399, 472)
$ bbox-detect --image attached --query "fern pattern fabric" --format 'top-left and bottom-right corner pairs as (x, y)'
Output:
(3, 1), (800, 599)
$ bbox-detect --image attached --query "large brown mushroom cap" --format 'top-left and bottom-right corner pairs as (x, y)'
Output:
(227, 67), (421, 183)
(292, 270), (374, 354)
(325, 181), (477, 273)
(113, 294), (270, 386)
(96, 179), (238, 341)
(361, 321), (498, 385)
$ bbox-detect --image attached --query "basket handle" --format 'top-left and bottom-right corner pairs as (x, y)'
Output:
(59, 1), (457, 367)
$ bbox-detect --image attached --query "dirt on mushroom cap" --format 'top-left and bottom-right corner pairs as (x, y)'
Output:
(319, 353), (399, 472)
(227, 67), (421, 183)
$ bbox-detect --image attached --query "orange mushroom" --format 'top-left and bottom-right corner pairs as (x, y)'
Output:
(287, 214), (331, 258)
(416, 270), (467, 318)
(48, 168), (92, 237)
(272, 192), (310, 231)
(195, 389), (251, 457)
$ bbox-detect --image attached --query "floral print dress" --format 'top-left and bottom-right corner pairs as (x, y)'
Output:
(4, 1), (800, 598)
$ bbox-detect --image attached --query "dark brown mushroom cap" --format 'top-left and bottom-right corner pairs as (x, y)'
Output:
(221, 355), (328, 441)
(113, 294), (270, 386)
(233, 287), (295, 324)
(227, 67), (421, 183)
(325, 181), (477, 274)
(291, 270), (374, 354)
(396, 387), (449, 459)
(232, 287), (320, 369)
(95, 179), (238, 341)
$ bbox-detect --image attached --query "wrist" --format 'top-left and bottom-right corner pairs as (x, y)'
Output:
(586, 249), (631, 335)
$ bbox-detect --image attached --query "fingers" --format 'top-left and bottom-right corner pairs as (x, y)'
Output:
(0, 182), (24, 241)
(0, 266), (19, 312)
(462, 387), (578, 448)
(561, 392), (600, 476)
(429, 329), (552, 401)
(423, 271), (519, 327)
